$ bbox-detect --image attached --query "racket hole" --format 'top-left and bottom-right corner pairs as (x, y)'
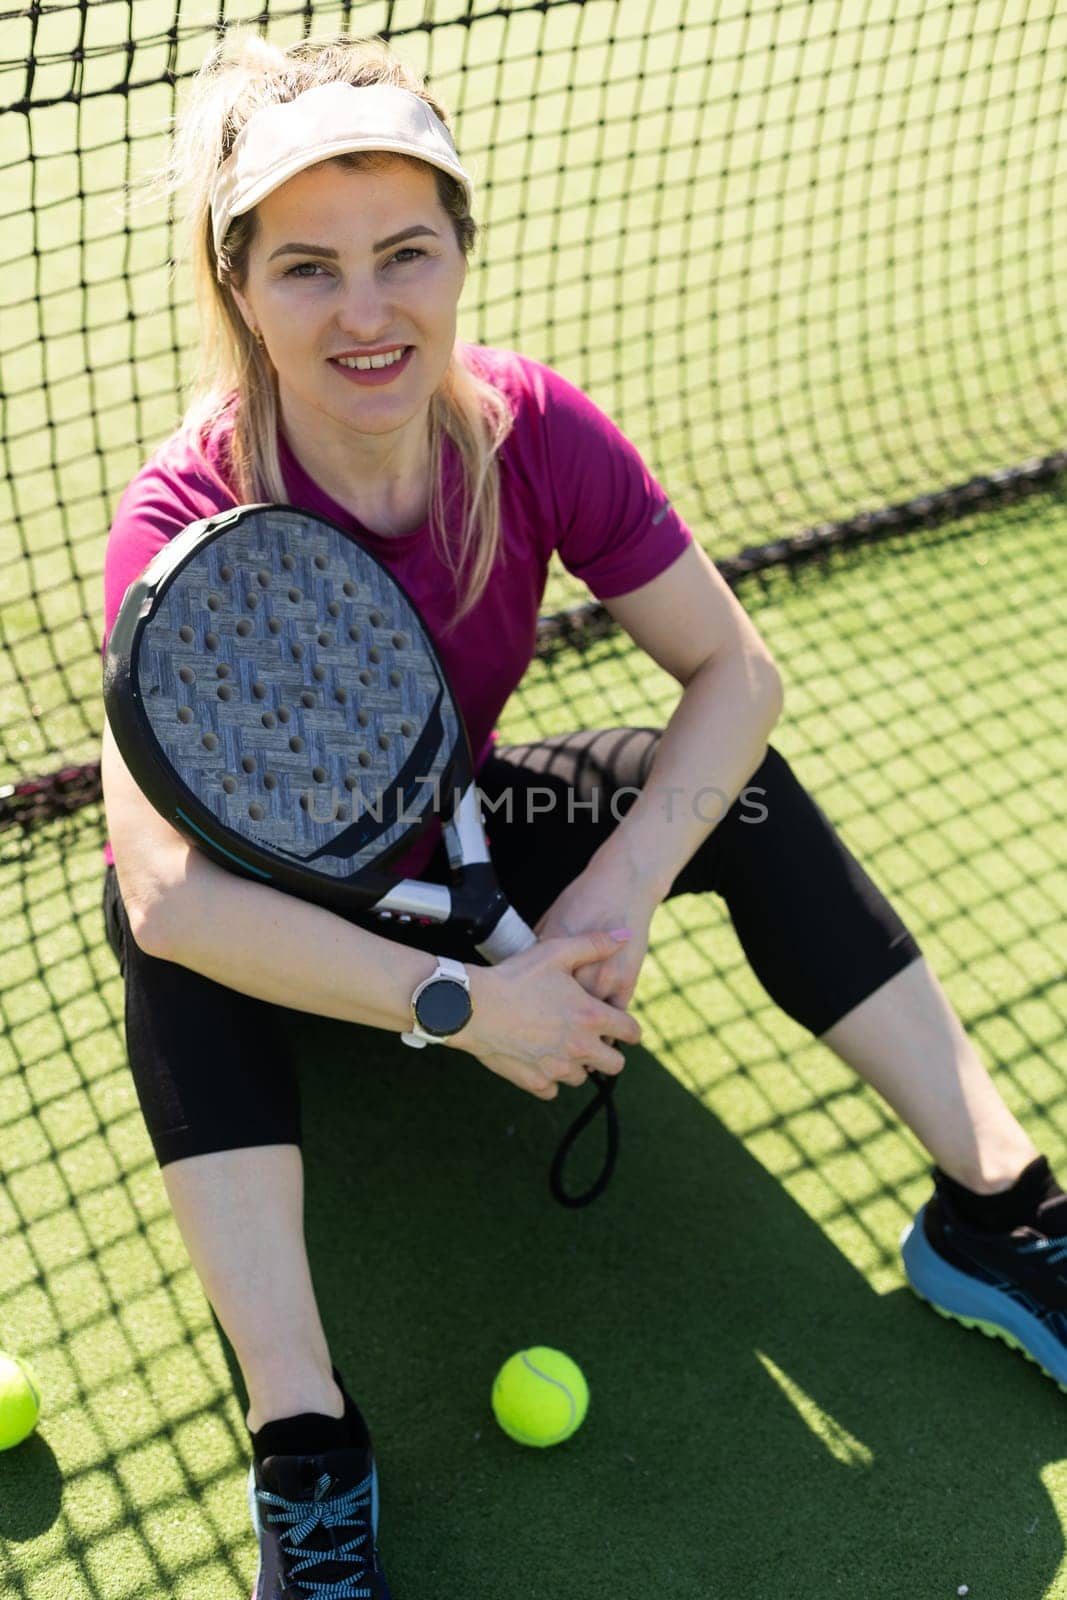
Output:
(301, 692), (316, 709)
(178, 665), (195, 685)
(257, 570), (271, 588)
(347, 625), (362, 642)
(178, 624), (194, 643)
(318, 631), (332, 647)
(206, 594), (221, 611)
(216, 663), (231, 678)
(202, 733), (219, 751)
(312, 665), (326, 683)
(217, 684), (233, 701)
(314, 553), (328, 570)
(377, 734), (390, 751)
(389, 670), (402, 687)
(392, 633), (406, 649)
(219, 564), (234, 581)
(368, 647), (381, 663)
(222, 776), (237, 794)
(358, 751), (372, 768)
(277, 706), (291, 724)
(401, 720), (413, 736)
(288, 588), (302, 603)
(268, 617), (282, 635)
(282, 553), (296, 571)
(205, 631), (219, 649)
(252, 682), (267, 699)
(261, 712), (276, 729)
(289, 736), (305, 754)
(177, 706), (193, 724)
(248, 802), (264, 821)
(335, 802), (350, 822)
(291, 642), (304, 661)
(235, 619), (252, 637)
(245, 592), (260, 609)
(312, 766), (327, 783)
(368, 609), (383, 626)
(327, 601), (340, 618)
(334, 688), (348, 705)
(242, 756), (256, 774)
(356, 710), (369, 727)
(342, 580), (356, 597)
(344, 774), (358, 791)
(263, 773), (277, 791)
(359, 670), (372, 686)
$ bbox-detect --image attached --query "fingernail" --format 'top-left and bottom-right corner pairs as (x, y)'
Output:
(610, 928), (633, 941)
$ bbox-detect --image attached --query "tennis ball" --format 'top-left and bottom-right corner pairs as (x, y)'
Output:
(491, 1346), (588, 1447)
(0, 1352), (41, 1450)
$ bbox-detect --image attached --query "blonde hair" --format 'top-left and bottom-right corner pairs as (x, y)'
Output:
(167, 32), (512, 624)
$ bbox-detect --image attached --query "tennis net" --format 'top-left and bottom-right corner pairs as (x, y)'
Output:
(2, 0), (1065, 827)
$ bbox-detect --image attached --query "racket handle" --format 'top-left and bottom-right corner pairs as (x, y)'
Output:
(475, 905), (537, 963)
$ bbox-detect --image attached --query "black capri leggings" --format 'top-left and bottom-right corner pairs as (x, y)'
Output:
(102, 731), (922, 1168)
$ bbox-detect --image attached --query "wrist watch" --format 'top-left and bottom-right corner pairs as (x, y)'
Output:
(401, 955), (473, 1048)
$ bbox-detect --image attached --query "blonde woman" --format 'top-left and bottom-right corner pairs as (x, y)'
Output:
(100, 32), (1066, 1599)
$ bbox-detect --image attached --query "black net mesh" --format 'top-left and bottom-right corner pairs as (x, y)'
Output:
(2, 0), (1066, 809)
(1, 8), (1066, 1589)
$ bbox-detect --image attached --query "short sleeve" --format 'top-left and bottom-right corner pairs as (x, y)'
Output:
(102, 426), (238, 650)
(536, 363), (693, 599)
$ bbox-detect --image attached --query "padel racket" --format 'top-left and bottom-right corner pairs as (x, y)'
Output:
(103, 503), (618, 1206)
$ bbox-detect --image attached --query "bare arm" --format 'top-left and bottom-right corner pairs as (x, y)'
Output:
(101, 717), (639, 1095)
(102, 714), (444, 1029)
(595, 541), (784, 899)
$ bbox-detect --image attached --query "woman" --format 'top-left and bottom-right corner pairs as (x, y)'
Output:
(100, 32), (1065, 1599)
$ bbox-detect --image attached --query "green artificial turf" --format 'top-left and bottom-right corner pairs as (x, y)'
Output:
(2, 495), (1065, 1599)
(3, 2), (1067, 1590)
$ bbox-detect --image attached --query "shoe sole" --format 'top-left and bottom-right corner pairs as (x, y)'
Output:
(248, 1458), (383, 1599)
(901, 1205), (1067, 1394)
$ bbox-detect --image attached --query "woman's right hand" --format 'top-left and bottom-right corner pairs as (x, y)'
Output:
(448, 931), (642, 1099)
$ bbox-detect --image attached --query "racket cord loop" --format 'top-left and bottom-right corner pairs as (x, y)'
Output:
(548, 1070), (619, 1209)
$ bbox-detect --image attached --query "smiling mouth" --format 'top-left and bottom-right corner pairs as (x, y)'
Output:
(332, 346), (410, 371)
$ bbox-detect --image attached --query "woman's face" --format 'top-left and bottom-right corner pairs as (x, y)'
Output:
(231, 156), (467, 446)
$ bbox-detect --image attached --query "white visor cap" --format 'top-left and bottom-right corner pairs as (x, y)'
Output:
(209, 80), (474, 259)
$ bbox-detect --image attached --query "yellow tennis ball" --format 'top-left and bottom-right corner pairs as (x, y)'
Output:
(0, 1353), (41, 1451)
(491, 1347), (589, 1447)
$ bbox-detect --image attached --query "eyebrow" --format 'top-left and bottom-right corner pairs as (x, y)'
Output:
(267, 225), (441, 262)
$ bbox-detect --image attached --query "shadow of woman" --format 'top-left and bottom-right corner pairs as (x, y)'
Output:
(209, 1013), (1064, 1600)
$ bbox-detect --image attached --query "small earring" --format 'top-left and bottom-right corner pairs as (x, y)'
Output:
(251, 328), (264, 348)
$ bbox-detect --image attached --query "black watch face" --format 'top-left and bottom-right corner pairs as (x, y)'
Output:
(415, 978), (472, 1037)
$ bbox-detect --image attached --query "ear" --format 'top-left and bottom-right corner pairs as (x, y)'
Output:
(229, 283), (258, 338)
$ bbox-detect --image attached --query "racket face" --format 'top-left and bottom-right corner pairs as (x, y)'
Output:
(105, 505), (467, 906)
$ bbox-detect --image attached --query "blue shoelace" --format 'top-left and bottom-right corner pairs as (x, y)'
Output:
(256, 1468), (376, 1599)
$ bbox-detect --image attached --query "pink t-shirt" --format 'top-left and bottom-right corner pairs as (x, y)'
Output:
(102, 345), (692, 877)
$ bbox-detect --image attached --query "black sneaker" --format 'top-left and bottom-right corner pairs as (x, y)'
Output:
(901, 1174), (1067, 1393)
(248, 1445), (393, 1598)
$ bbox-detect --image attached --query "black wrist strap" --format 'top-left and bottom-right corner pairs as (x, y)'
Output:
(548, 1069), (620, 1209)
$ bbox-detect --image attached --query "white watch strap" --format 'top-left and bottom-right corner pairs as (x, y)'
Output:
(401, 955), (470, 1048)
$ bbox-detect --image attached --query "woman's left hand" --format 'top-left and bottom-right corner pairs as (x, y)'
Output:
(533, 864), (659, 1010)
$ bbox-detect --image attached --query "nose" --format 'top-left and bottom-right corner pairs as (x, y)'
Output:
(335, 269), (394, 343)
